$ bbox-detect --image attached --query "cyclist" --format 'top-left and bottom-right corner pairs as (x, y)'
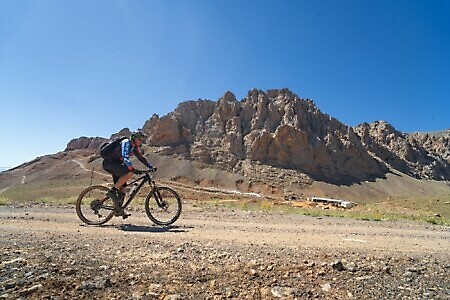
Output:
(95, 130), (155, 218)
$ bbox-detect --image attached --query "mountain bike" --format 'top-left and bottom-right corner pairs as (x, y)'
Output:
(76, 169), (182, 226)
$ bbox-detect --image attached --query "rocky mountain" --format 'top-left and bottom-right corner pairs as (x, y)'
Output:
(64, 128), (132, 152)
(65, 136), (106, 151)
(354, 122), (450, 180)
(412, 130), (450, 163)
(65, 88), (449, 184)
(142, 88), (389, 184)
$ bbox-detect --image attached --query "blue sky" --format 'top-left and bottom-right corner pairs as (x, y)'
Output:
(1, 0), (449, 169)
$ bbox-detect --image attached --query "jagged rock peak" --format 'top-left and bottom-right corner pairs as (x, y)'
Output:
(412, 129), (450, 164)
(354, 121), (450, 180)
(244, 88), (315, 105)
(65, 128), (132, 152)
(112, 128), (132, 139)
(359, 120), (403, 136)
(219, 91), (237, 103)
(65, 136), (107, 151)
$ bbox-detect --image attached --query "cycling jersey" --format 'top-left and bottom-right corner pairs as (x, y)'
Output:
(107, 138), (152, 171)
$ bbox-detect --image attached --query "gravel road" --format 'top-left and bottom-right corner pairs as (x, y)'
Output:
(1, 203), (449, 299)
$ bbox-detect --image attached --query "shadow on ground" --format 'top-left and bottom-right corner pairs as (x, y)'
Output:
(118, 224), (192, 233)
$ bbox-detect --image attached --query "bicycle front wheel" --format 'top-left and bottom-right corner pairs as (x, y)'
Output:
(145, 186), (182, 226)
(76, 185), (114, 225)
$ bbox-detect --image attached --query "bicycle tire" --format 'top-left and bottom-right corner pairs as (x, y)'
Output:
(76, 185), (114, 225)
(145, 186), (182, 226)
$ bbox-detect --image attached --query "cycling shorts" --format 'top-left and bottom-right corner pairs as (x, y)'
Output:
(102, 159), (130, 183)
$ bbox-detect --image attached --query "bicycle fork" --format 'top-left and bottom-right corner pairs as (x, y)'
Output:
(154, 189), (168, 209)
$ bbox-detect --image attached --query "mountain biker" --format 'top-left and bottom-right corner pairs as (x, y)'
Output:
(96, 131), (155, 218)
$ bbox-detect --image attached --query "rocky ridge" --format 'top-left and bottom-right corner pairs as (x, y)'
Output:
(354, 122), (450, 180)
(65, 137), (106, 152)
(66, 88), (450, 183)
(64, 128), (132, 152)
(413, 129), (450, 163)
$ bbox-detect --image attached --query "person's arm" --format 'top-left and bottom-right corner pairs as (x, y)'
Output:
(133, 146), (153, 169)
(121, 139), (134, 171)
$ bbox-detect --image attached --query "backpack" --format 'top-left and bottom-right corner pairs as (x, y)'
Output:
(99, 136), (127, 158)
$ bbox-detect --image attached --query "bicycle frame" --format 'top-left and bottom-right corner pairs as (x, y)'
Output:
(121, 173), (155, 209)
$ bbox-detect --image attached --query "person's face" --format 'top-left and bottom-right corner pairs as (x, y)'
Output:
(134, 138), (142, 146)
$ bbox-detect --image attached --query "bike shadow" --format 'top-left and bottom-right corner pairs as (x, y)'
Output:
(118, 224), (192, 233)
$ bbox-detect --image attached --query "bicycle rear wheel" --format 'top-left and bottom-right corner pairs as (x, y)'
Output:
(76, 185), (114, 225)
(145, 186), (182, 226)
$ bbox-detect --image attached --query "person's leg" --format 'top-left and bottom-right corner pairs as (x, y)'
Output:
(103, 160), (132, 218)
(111, 169), (132, 201)
(113, 173), (131, 210)
(113, 172), (133, 191)
(111, 175), (124, 201)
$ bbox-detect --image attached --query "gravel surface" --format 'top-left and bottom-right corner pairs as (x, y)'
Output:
(0, 203), (449, 299)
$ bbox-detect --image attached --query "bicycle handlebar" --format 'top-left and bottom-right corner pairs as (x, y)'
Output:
(133, 168), (157, 175)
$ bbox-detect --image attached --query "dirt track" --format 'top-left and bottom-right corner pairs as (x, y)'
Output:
(1, 203), (449, 299)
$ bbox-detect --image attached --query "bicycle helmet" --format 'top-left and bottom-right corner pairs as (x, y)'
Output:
(131, 131), (147, 142)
